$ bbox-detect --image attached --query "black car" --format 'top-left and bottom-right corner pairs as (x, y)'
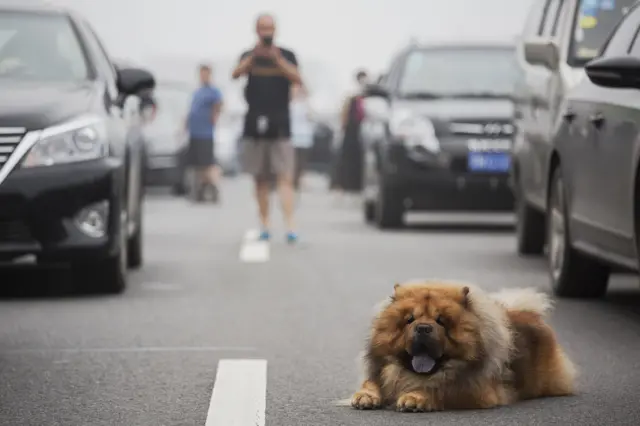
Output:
(0, 2), (155, 293)
(514, 1), (640, 299)
(360, 41), (522, 228)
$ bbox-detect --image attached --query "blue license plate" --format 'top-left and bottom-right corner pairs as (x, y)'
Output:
(467, 152), (510, 172)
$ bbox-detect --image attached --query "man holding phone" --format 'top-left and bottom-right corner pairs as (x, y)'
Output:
(232, 13), (302, 243)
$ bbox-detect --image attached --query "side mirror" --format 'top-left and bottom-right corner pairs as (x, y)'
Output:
(363, 83), (390, 99)
(585, 55), (640, 89)
(524, 40), (560, 70)
(117, 67), (156, 96)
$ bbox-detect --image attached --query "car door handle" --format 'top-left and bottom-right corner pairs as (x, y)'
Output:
(589, 113), (605, 129)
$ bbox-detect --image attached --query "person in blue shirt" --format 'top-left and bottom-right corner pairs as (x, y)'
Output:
(186, 63), (223, 202)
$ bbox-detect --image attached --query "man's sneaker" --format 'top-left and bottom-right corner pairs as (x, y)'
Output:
(258, 230), (270, 241)
(286, 232), (298, 244)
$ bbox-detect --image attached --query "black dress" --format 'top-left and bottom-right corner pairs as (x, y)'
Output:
(336, 95), (364, 193)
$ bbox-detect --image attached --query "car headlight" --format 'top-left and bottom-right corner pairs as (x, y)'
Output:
(390, 110), (440, 153)
(22, 116), (108, 168)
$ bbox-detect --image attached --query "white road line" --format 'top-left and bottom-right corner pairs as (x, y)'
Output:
(205, 359), (267, 426)
(239, 229), (270, 263)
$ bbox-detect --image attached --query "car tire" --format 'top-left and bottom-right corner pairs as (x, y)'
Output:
(72, 211), (127, 294)
(515, 181), (545, 256)
(547, 166), (610, 298)
(364, 199), (375, 223)
(127, 190), (144, 269)
(375, 181), (404, 229)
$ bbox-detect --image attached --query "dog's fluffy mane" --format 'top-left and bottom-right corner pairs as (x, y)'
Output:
(368, 281), (552, 381)
(335, 281), (554, 407)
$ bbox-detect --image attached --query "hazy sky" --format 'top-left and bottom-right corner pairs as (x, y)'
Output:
(53, 0), (533, 90)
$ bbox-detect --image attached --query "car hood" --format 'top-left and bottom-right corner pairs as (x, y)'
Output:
(392, 97), (515, 121)
(0, 80), (99, 130)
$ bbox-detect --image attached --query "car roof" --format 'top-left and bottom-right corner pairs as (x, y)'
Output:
(0, 0), (69, 14)
(409, 40), (516, 51)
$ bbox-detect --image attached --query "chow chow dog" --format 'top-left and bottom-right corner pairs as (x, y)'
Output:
(344, 281), (576, 412)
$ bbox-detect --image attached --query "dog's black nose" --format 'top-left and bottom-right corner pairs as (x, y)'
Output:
(415, 324), (433, 335)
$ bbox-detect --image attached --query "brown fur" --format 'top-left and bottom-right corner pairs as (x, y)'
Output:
(349, 281), (576, 412)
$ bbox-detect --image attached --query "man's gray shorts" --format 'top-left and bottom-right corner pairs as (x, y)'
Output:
(241, 139), (295, 180)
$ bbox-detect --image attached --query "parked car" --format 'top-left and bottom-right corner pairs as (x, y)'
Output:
(516, 1), (640, 298)
(142, 81), (191, 187)
(512, 0), (635, 255)
(360, 41), (522, 228)
(0, 1), (155, 293)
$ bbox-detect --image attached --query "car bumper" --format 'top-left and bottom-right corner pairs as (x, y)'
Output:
(0, 158), (125, 262)
(145, 153), (181, 186)
(379, 144), (514, 211)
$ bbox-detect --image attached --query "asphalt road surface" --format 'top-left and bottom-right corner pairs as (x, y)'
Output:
(1, 175), (640, 426)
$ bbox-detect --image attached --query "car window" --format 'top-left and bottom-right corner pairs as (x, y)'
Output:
(541, 0), (563, 35)
(398, 48), (522, 98)
(0, 11), (90, 82)
(625, 7), (640, 55)
(601, 3), (640, 56)
(568, 0), (636, 66)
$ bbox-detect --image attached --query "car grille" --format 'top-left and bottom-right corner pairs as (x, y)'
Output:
(448, 120), (515, 138)
(0, 127), (26, 170)
(0, 219), (32, 243)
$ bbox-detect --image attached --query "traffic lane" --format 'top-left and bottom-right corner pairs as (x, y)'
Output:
(257, 207), (640, 426)
(0, 183), (264, 426)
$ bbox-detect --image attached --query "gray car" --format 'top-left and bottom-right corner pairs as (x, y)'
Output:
(518, 1), (640, 298)
(143, 82), (191, 187)
(360, 41), (522, 229)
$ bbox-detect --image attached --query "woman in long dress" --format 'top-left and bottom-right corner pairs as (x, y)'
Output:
(334, 70), (368, 195)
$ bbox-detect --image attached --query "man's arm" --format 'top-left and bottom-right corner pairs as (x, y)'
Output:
(274, 50), (301, 84)
(232, 51), (254, 80)
(211, 88), (223, 125)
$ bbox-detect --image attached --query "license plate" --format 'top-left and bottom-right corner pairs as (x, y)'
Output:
(467, 152), (510, 172)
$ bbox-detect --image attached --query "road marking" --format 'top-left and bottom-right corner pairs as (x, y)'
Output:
(239, 229), (270, 263)
(205, 359), (267, 426)
(0, 346), (257, 355)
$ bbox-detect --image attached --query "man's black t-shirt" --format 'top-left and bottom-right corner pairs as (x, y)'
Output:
(239, 47), (297, 140)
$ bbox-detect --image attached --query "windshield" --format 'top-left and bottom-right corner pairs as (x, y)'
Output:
(569, 0), (635, 66)
(398, 48), (521, 98)
(0, 11), (90, 82)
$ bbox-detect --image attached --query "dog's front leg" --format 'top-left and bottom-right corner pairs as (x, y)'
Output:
(351, 380), (382, 410)
(396, 390), (441, 412)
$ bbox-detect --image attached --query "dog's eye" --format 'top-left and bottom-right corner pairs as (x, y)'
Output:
(407, 314), (415, 324)
(435, 315), (445, 326)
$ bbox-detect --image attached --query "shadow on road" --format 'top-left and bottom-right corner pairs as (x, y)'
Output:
(0, 266), (110, 300)
(397, 222), (515, 234)
(591, 287), (640, 317)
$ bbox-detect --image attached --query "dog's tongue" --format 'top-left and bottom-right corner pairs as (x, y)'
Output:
(411, 355), (436, 373)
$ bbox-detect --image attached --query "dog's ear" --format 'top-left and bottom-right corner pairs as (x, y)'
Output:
(390, 283), (401, 302)
(461, 286), (470, 307)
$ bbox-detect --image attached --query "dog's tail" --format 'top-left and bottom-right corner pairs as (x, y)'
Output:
(490, 287), (553, 317)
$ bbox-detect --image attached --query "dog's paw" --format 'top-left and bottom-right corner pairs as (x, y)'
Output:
(396, 392), (435, 412)
(351, 390), (382, 410)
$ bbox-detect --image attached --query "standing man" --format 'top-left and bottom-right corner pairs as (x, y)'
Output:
(232, 13), (302, 243)
(186, 63), (223, 203)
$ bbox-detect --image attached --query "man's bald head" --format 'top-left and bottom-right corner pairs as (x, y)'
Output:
(256, 13), (276, 41)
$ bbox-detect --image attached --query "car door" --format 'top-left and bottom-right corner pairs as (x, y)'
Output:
(517, 0), (559, 207)
(584, 6), (640, 257)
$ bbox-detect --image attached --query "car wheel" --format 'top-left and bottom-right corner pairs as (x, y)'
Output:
(375, 180), (404, 229)
(127, 189), (144, 269)
(364, 199), (375, 223)
(72, 210), (127, 294)
(547, 166), (610, 298)
(515, 180), (545, 256)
